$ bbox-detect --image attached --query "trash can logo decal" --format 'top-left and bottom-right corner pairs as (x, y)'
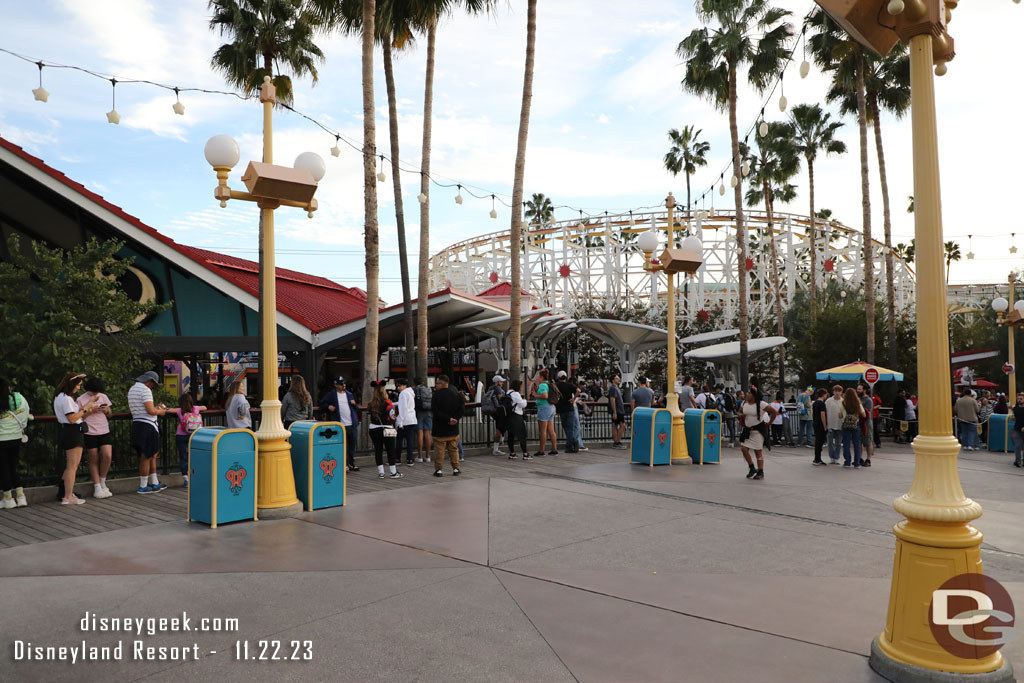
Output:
(226, 463), (247, 495)
(707, 432), (717, 446)
(320, 455), (338, 483)
(657, 431), (668, 446)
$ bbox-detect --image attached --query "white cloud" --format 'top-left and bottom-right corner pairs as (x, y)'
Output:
(597, 114), (610, 124)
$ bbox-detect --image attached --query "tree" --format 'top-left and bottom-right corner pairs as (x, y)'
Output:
(893, 240), (915, 264)
(744, 121), (800, 392)
(944, 240), (961, 284)
(0, 237), (167, 411)
(356, 0), (379, 402)
(664, 126), (710, 212)
(508, 0), (538, 384)
(524, 193), (554, 226)
(677, 0), (793, 391)
(809, 8), (876, 364)
(789, 103), (846, 314)
(906, 195), (914, 214)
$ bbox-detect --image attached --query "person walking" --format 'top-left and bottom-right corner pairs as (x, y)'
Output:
(857, 384), (875, 467)
(839, 387), (867, 468)
(0, 378), (32, 509)
(127, 370), (168, 495)
(533, 369), (558, 457)
(77, 377), (114, 498)
(812, 388), (828, 466)
(798, 388), (814, 448)
(607, 374), (627, 449)
(396, 378), (417, 466)
(631, 377), (654, 411)
(225, 380), (251, 430)
(506, 380), (529, 460)
(280, 376), (313, 429)
(170, 392), (206, 489)
(482, 375), (508, 456)
(55, 373), (102, 505)
(367, 382), (403, 480)
(431, 374), (464, 476)
(825, 385), (844, 464)
(414, 377), (433, 463)
(1011, 391), (1024, 467)
(555, 371), (579, 454)
(739, 386), (777, 480)
(319, 376), (360, 472)
(955, 389), (980, 451)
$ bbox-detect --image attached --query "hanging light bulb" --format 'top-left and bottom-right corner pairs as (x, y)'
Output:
(709, 207), (716, 218)
(489, 194), (497, 219)
(759, 121), (768, 137)
(417, 192), (427, 204)
(887, 0), (905, 14)
(966, 234), (974, 260)
(455, 185), (464, 205)
(741, 161), (750, 176)
(730, 175), (738, 188)
(32, 61), (49, 102)
(800, 60), (810, 79)
(330, 135), (340, 157)
(106, 79), (120, 125)
(719, 181), (725, 196)
(1010, 233), (1017, 255)
(172, 87), (185, 116)
(376, 155), (387, 183)
(489, 209), (497, 219)
(629, 210), (635, 227)
(778, 93), (788, 112)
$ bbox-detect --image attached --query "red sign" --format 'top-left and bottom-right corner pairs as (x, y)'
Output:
(863, 367), (880, 384)
(1004, 363), (1015, 375)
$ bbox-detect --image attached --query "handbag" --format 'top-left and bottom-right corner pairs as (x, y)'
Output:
(382, 427), (398, 438)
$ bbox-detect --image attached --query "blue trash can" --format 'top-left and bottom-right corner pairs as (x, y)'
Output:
(988, 414), (1017, 453)
(289, 421), (347, 511)
(188, 427), (258, 528)
(684, 409), (723, 465)
(631, 407), (673, 466)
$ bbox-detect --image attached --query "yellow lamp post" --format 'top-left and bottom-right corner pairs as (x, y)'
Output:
(638, 192), (703, 464)
(204, 76), (325, 518)
(813, 1), (1013, 679)
(991, 276), (1023, 398)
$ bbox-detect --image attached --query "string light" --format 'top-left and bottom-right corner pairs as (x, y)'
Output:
(172, 87), (184, 116)
(330, 135), (340, 157)
(32, 61), (48, 102)
(1010, 233), (1017, 255)
(106, 79), (120, 125)
(741, 161), (750, 176)
(730, 175), (738, 188)
(489, 194), (497, 219)
(778, 80), (788, 112)
(455, 184), (464, 205)
(799, 25), (810, 78)
(417, 192), (427, 204)
(376, 155), (387, 183)
(887, 0), (905, 15)
(629, 210), (635, 227)
(966, 234), (974, 260)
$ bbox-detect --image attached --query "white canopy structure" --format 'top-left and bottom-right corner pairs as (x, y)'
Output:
(684, 336), (788, 390)
(576, 319), (672, 386)
(678, 328), (740, 345)
(454, 307), (561, 374)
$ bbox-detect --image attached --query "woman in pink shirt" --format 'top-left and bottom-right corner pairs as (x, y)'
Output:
(171, 393), (206, 489)
(78, 377), (113, 499)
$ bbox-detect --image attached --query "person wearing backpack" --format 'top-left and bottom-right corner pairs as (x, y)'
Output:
(554, 371), (579, 454)
(483, 376), (508, 455)
(722, 387), (737, 447)
(172, 393), (207, 489)
(413, 377), (433, 463)
(0, 378), (33, 509)
(839, 387), (867, 468)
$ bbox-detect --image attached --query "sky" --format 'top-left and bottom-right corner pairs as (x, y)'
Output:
(1, 0), (1021, 305)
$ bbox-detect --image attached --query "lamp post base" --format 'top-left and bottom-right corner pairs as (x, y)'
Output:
(870, 637), (1014, 683)
(255, 399), (302, 516)
(665, 392), (691, 464)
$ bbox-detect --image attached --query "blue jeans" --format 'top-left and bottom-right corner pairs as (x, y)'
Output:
(1012, 430), (1023, 465)
(828, 429), (842, 461)
(458, 436), (464, 461)
(344, 425), (357, 467)
(559, 411), (580, 451)
(842, 427), (862, 466)
(798, 420), (813, 446)
(959, 422), (979, 449)
(398, 425), (416, 463)
(572, 408), (584, 448)
(175, 434), (190, 475)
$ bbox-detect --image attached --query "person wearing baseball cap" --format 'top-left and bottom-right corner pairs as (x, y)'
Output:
(318, 376), (360, 472)
(128, 370), (169, 494)
(484, 375), (507, 455)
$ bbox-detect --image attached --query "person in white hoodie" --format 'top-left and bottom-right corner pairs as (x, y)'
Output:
(0, 378), (33, 509)
(506, 379), (530, 460)
(396, 378), (417, 466)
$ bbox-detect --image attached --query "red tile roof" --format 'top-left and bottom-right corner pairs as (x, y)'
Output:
(476, 282), (530, 298)
(0, 136), (371, 333)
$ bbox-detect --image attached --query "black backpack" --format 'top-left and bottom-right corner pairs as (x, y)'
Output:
(415, 385), (433, 412)
(481, 386), (500, 414)
(498, 393), (514, 417)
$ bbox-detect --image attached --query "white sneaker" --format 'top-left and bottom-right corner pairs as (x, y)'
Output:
(94, 488), (113, 499)
(0, 495), (14, 509)
(415, 457), (423, 463)
(15, 490), (28, 507)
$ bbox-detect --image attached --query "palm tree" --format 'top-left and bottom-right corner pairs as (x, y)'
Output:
(208, 0), (325, 402)
(744, 121), (799, 392)
(664, 126), (711, 212)
(906, 195), (914, 214)
(359, 0), (379, 401)
(789, 103), (846, 315)
(809, 8), (876, 364)
(524, 193), (554, 226)
(824, 44), (910, 372)
(677, 0), (792, 391)
(893, 240), (914, 264)
(509, 0), (538, 384)
(944, 240), (961, 284)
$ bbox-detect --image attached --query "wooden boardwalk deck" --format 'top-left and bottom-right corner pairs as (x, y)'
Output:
(0, 447), (625, 549)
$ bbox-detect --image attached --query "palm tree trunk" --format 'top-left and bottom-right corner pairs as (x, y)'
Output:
(728, 60), (749, 390)
(685, 172), (691, 217)
(808, 159), (817, 317)
(415, 17), (437, 381)
(360, 0), (379, 403)
(383, 38), (414, 381)
(765, 191), (785, 394)
(856, 53), (875, 364)
(870, 95), (898, 371)
(509, 0), (537, 384)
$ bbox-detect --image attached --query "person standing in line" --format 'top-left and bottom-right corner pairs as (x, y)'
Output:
(414, 377), (433, 463)
(1011, 391), (1024, 467)
(555, 371), (579, 454)
(891, 389), (907, 443)
(857, 384), (875, 467)
(171, 392), (206, 489)
(225, 380), (251, 429)
(483, 375), (508, 456)
(280, 376), (313, 429)
(739, 386), (777, 480)
(839, 387), (867, 468)
(723, 388), (738, 447)
(430, 374), (464, 476)
(576, 380), (593, 448)
(506, 379), (530, 459)
(978, 395), (994, 447)
(994, 394), (1009, 415)
(798, 388), (814, 448)
(607, 374), (627, 450)
(955, 389), (980, 451)
(55, 373), (102, 505)
(533, 369), (558, 457)
(78, 377), (114, 498)
(127, 370), (168, 495)
(825, 385), (844, 464)
(0, 378), (32, 509)
(571, 383), (588, 452)
(319, 376), (360, 472)
(871, 390), (883, 448)
(679, 376), (698, 411)
(367, 382), (403, 480)
(811, 388), (828, 466)
(396, 378), (417, 466)
(631, 377), (654, 411)
(695, 384), (710, 409)
(905, 392), (918, 442)
(769, 392), (786, 445)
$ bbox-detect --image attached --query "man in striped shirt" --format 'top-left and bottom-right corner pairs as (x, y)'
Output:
(128, 371), (168, 494)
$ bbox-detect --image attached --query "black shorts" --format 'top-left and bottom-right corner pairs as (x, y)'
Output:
(612, 415), (625, 425)
(59, 423), (85, 450)
(83, 432), (113, 450)
(494, 415), (508, 432)
(130, 421), (160, 459)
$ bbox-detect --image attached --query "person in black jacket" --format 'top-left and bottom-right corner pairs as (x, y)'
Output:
(430, 375), (465, 477)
